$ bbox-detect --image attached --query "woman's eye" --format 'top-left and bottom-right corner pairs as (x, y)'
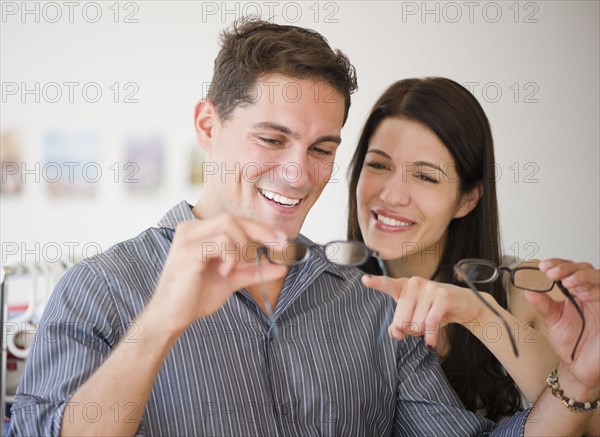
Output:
(416, 173), (438, 183)
(366, 161), (388, 170)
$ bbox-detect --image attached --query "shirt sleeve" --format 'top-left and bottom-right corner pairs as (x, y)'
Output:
(392, 336), (530, 436)
(8, 260), (124, 436)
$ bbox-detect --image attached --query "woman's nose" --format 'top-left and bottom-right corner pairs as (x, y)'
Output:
(379, 171), (410, 207)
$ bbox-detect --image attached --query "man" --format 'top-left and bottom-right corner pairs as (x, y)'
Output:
(9, 18), (599, 436)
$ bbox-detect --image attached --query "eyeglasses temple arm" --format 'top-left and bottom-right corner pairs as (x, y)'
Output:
(255, 251), (279, 339)
(472, 286), (519, 357)
(375, 254), (388, 277)
(455, 268), (520, 357)
(556, 281), (585, 361)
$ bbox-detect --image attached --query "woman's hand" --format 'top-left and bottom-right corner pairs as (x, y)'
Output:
(540, 258), (600, 301)
(525, 259), (600, 395)
(362, 275), (484, 347)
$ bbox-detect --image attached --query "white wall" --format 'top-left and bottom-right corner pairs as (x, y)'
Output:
(2, 1), (599, 269)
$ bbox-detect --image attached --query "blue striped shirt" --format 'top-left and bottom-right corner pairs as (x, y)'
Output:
(9, 201), (530, 436)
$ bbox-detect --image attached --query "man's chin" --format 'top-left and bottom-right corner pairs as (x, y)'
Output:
(276, 223), (302, 240)
(267, 217), (304, 240)
(250, 204), (308, 240)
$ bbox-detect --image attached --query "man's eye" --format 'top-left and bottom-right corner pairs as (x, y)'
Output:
(259, 137), (281, 145)
(311, 146), (333, 156)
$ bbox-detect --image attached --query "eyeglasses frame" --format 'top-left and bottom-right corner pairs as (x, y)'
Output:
(454, 258), (585, 360)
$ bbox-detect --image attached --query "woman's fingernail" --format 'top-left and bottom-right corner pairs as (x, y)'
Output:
(562, 277), (574, 287)
(572, 285), (589, 294)
(573, 290), (589, 299)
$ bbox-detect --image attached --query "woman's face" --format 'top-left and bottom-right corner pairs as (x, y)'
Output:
(356, 117), (475, 262)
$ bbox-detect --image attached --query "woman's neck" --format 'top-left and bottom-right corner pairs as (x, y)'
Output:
(385, 254), (439, 280)
(384, 236), (447, 280)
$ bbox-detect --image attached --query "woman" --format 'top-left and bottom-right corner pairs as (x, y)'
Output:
(346, 77), (599, 425)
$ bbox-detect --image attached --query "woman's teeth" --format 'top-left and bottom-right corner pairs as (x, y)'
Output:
(376, 214), (413, 227)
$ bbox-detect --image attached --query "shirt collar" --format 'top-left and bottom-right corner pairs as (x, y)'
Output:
(156, 200), (196, 229)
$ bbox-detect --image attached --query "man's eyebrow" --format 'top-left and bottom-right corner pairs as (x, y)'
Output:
(313, 135), (342, 146)
(366, 150), (448, 176)
(251, 122), (300, 140)
(251, 122), (342, 145)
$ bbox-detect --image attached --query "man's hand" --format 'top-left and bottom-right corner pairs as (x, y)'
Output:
(148, 215), (289, 335)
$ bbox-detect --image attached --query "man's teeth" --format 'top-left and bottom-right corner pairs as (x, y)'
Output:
(377, 214), (413, 227)
(260, 189), (300, 206)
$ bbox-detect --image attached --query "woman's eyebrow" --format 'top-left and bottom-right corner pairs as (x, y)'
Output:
(366, 149), (391, 159)
(366, 150), (449, 176)
(413, 160), (448, 176)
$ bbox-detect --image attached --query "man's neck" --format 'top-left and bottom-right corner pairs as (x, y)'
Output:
(247, 276), (286, 314)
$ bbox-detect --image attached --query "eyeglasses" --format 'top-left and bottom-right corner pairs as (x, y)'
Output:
(159, 228), (390, 338)
(256, 240), (389, 337)
(257, 240), (387, 271)
(454, 258), (585, 360)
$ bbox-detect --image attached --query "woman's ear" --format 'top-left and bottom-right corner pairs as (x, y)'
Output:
(194, 99), (218, 153)
(454, 182), (483, 219)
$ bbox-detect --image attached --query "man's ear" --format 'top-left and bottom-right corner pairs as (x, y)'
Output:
(194, 99), (218, 153)
(454, 182), (483, 219)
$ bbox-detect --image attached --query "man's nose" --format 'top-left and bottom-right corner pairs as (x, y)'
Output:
(280, 149), (310, 187)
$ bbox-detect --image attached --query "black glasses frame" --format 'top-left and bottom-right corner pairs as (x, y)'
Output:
(258, 240), (386, 273)
(454, 258), (585, 360)
(256, 240), (389, 336)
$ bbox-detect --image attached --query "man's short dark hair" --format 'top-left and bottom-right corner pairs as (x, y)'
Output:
(207, 17), (358, 124)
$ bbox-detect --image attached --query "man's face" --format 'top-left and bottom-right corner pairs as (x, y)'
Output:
(196, 74), (345, 238)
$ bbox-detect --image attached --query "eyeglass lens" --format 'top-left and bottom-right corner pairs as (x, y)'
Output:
(458, 262), (497, 283)
(511, 267), (554, 292)
(264, 243), (309, 266)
